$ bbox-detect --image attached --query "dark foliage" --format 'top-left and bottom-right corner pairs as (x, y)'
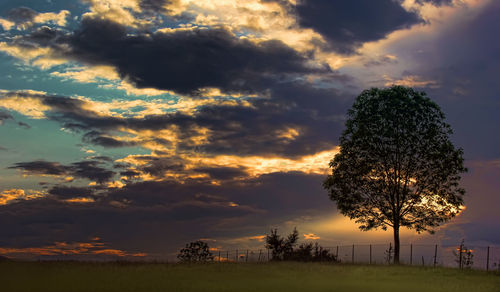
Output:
(265, 228), (299, 260)
(324, 86), (466, 263)
(454, 240), (474, 269)
(289, 242), (338, 262)
(265, 228), (338, 262)
(177, 240), (214, 262)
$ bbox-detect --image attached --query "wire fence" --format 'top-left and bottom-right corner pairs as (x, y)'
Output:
(208, 244), (500, 271)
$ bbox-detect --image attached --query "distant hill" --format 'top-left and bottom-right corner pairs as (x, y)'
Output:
(0, 255), (12, 262)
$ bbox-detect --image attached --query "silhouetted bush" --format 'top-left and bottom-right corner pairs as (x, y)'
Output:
(265, 228), (338, 262)
(177, 240), (214, 262)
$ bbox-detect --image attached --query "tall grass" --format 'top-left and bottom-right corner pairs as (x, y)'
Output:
(0, 261), (498, 292)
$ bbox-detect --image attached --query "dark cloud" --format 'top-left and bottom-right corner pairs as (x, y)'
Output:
(9, 160), (70, 176)
(17, 121), (31, 129)
(89, 156), (114, 162)
(48, 185), (95, 199)
(0, 110), (14, 124)
(2, 85), (347, 157)
(0, 110), (30, 128)
(20, 25), (62, 46)
(1, 13), (353, 156)
(9, 159), (116, 184)
(13, 18), (330, 95)
(395, 0), (500, 160)
(294, 0), (421, 54)
(71, 18), (329, 94)
(70, 161), (115, 184)
(138, 157), (185, 177)
(120, 169), (141, 178)
(0, 171), (331, 254)
(193, 167), (248, 180)
(363, 55), (399, 67)
(6, 7), (37, 23)
(139, 0), (176, 13)
(83, 131), (137, 148)
(415, 0), (453, 6)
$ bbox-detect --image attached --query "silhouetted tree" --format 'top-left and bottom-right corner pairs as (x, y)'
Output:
(177, 240), (214, 262)
(292, 242), (338, 262)
(265, 228), (338, 262)
(324, 86), (466, 264)
(265, 228), (299, 260)
(454, 240), (474, 269)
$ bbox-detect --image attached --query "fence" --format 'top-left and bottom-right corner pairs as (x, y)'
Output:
(209, 244), (500, 271)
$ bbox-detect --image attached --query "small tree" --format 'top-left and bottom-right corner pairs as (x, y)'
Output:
(265, 228), (299, 260)
(265, 228), (338, 262)
(177, 240), (214, 262)
(324, 86), (466, 264)
(454, 240), (474, 269)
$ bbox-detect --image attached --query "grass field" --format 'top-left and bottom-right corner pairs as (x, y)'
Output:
(0, 261), (498, 292)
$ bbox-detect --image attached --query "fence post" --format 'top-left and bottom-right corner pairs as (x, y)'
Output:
(236, 249), (238, 262)
(227, 250), (229, 262)
(369, 244), (372, 265)
(258, 249), (262, 262)
(268, 249), (270, 261)
(422, 256), (424, 266)
(352, 244), (355, 263)
(486, 246), (490, 271)
(459, 243), (463, 269)
(336, 245), (339, 259)
(246, 250), (249, 262)
(433, 244), (438, 267)
(410, 244), (413, 265)
(219, 251), (221, 262)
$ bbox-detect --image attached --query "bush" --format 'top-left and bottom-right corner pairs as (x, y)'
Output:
(265, 228), (338, 262)
(177, 240), (214, 262)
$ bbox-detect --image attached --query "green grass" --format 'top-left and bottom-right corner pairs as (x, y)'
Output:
(0, 262), (498, 292)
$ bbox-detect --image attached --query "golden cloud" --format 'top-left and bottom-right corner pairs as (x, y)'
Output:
(0, 42), (67, 69)
(0, 189), (46, 205)
(82, 0), (149, 28)
(383, 74), (439, 88)
(0, 91), (51, 119)
(0, 10), (69, 31)
(303, 233), (320, 240)
(0, 19), (15, 30)
(64, 197), (96, 203)
(0, 240), (147, 258)
(183, 147), (339, 177)
(33, 10), (70, 27)
(117, 146), (338, 185)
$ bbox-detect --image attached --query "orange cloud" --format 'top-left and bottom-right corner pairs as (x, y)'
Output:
(304, 233), (320, 240)
(383, 74), (439, 88)
(0, 189), (46, 205)
(0, 239), (147, 259)
(64, 197), (96, 204)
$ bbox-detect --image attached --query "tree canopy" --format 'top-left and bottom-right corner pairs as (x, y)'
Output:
(177, 240), (214, 262)
(323, 86), (466, 263)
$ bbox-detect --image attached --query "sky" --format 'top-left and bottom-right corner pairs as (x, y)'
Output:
(0, 0), (499, 260)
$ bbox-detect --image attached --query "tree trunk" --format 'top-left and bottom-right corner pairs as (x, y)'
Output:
(393, 224), (400, 264)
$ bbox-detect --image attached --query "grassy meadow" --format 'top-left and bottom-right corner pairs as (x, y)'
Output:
(0, 261), (498, 292)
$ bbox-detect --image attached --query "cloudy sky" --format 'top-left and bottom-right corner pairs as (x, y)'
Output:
(0, 0), (498, 260)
